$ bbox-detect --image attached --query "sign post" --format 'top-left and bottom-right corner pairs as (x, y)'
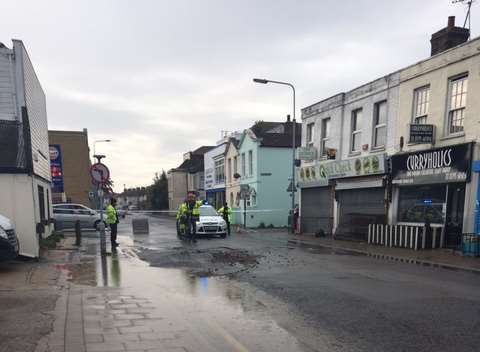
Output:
(90, 160), (110, 255)
(240, 185), (250, 229)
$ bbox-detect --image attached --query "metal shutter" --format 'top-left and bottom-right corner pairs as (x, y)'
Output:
(301, 187), (333, 234)
(336, 188), (386, 240)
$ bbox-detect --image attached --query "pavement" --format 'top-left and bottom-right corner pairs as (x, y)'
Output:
(1, 214), (479, 352)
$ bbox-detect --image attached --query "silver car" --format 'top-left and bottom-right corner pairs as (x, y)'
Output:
(196, 205), (228, 238)
(53, 203), (103, 230)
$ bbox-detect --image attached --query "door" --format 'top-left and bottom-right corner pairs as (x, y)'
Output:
(337, 187), (386, 240)
(301, 187), (332, 234)
(445, 183), (466, 247)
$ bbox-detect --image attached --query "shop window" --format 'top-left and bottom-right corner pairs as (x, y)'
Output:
(373, 101), (386, 148)
(398, 185), (446, 224)
(447, 74), (468, 134)
(412, 86), (430, 124)
(351, 108), (362, 152)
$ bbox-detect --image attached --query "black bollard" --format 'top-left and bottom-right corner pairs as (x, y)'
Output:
(75, 220), (82, 246)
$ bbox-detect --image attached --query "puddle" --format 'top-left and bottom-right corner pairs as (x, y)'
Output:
(66, 247), (314, 352)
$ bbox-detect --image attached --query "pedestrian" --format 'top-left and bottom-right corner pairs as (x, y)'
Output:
(106, 198), (119, 248)
(218, 202), (232, 236)
(177, 193), (202, 243)
(293, 204), (299, 235)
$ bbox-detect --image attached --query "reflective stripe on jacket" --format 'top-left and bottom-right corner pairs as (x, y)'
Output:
(218, 207), (232, 223)
(177, 200), (202, 218)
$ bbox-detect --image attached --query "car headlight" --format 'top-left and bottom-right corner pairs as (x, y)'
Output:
(0, 227), (7, 239)
(196, 221), (201, 227)
(220, 220), (227, 227)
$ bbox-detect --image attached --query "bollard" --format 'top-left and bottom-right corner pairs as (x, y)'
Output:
(98, 221), (107, 255)
(132, 217), (149, 235)
(75, 220), (82, 246)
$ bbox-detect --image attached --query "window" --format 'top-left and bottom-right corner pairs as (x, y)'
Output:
(233, 156), (238, 175)
(320, 118), (330, 157)
(398, 185), (446, 224)
(38, 185), (46, 221)
(351, 109), (362, 152)
(373, 101), (387, 148)
(248, 150), (253, 176)
(214, 158), (225, 184)
(306, 123), (314, 145)
(413, 86), (430, 124)
(447, 75), (468, 134)
(235, 192), (240, 207)
(227, 158), (232, 183)
(230, 192), (234, 207)
(241, 153), (246, 177)
(250, 188), (257, 207)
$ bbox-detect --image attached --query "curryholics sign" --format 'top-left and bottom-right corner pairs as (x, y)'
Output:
(409, 124), (434, 144)
(298, 154), (386, 186)
(391, 143), (472, 185)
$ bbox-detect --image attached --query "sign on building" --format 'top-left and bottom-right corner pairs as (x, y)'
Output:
(391, 143), (472, 185)
(409, 124), (435, 144)
(297, 147), (317, 162)
(49, 144), (64, 193)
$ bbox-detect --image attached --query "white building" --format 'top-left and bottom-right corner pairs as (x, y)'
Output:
(0, 40), (53, 257)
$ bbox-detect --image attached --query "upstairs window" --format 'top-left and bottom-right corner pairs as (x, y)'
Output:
(351, 108), (362, 152)
(306, 123), (314, 146)
(248, 150), (253, 176)
(413, 86), (430, 124)
(241, 153), (246, 177)
(227, 158), (232, 183)
(447, 74), (468, 134)
(373, 101), (387, 148)
(214, 158), (225, 184)
(320, 118), (330, 157)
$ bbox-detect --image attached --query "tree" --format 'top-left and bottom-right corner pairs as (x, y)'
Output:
(148, 170), (168, 210)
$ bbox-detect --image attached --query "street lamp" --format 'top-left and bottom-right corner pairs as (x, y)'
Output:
(253, 78), (297, 233)
(93, 139), (111, 156)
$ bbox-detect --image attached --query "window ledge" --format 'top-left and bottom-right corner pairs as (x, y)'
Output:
(370, 146), (385, 153)
(348, 151), (361, 157)
(440, 132), (465, 141)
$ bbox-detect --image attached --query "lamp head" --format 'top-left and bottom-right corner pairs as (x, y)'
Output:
(253, 78), (268, 84)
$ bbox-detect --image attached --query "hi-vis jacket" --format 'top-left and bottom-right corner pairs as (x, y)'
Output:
(176, 200), (203, 219)
(218, 206), (232, 223)
(105, 204), (117, 225)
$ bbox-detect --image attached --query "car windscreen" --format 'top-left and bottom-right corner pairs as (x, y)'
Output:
(199, 206), (218, 217)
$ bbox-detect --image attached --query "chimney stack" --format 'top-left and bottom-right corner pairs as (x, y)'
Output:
(430, 16), (470, 56)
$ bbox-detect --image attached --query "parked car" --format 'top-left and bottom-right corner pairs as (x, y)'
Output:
(0, 214), (19, 261)
(52, 203), (104, 230)
(176, 205), (227, 238)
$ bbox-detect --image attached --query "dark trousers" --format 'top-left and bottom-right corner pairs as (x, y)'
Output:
(190, 218), (197, 241)
(226, 221), (231, 235)
(110, 223), (118, 246)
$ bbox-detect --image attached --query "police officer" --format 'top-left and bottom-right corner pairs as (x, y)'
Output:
(218, 202), (232, 236)
(177, 193), (202, 242)
(106, 198), (119, 248)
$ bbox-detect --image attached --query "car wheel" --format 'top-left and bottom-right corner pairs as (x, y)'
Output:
(220, 233), (226, 239)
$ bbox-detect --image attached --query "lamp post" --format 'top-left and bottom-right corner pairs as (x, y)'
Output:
(253, 78), (297, 233)
(93, 139), (111, 156)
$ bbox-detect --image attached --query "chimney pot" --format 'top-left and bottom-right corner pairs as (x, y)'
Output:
(448, 16), (455, 28)
(286, 114), (291, 122)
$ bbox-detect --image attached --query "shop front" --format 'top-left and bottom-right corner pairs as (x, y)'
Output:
(391, 143), (473, 246)
(331, 154), (387, 240)
(206, 188), (225, 209)
(298, 164), (332, 234)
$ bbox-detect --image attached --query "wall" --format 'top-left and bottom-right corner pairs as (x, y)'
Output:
(13, 40), (50, 181)
(49, 130), (92, 206)
(167, 169), (187, 211)
(0, 174), (39, 257)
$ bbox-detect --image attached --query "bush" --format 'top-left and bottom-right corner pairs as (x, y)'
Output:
(258, 222), (266, 229)
(39, 231), (64, 249)
(267, 224), (274, 229)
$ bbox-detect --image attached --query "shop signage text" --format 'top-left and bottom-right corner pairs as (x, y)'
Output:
(205, 167), (214, 189)
(391, 143), (472, 185)
(409, 124), (434, 144)
(298, 154), (386, 185)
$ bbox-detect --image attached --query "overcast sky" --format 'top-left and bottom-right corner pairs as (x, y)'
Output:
(0, 0), (477, 191)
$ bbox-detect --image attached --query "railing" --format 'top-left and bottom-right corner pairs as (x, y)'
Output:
(461, 233), (480, 257)
(368, 224), (444, 250)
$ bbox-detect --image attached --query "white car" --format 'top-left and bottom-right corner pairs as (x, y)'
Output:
(53, 203), (103, 230)
(177, 205), (228, 238)
(0, 214), (19, 260)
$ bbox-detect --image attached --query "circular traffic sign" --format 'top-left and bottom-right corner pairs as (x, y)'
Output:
(90, 163), (110, 184)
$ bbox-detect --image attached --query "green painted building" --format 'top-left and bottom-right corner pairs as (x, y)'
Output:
(233, 120), (301, 228)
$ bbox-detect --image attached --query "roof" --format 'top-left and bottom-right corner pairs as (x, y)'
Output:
(246, 121), (301, 148)
(192, 146), (215, 155)
(177, 154), (204, 173)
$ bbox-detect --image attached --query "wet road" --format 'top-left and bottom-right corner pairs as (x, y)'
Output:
(76, 214), (480, 352)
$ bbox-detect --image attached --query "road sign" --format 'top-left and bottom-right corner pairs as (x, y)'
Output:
(90, 163), (110, 184)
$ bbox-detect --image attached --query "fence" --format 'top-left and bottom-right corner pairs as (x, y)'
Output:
(368, 224), (444, 250)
